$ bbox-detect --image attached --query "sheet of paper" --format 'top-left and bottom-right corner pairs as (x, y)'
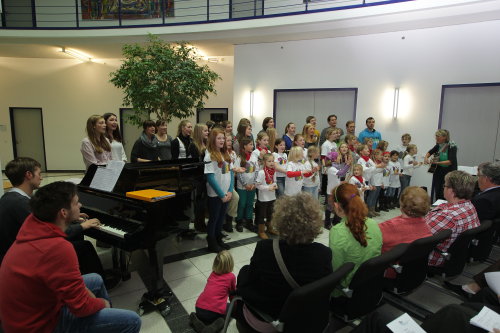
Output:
(470, 306), (500, 332)
(387, 313), (426, 333)
(458, 165), (478, 175)
(485, 272), (500, 296)
(432, 199), (447, 206)
(89, 161), (125, 192)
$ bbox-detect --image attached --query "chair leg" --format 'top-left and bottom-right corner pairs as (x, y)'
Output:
(221, 296), (242, 333)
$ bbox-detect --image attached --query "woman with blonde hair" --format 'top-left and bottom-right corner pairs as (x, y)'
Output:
(80, 115), (112, 169)
(188, 123), (209, 161)
(329, 183), (382, 296)
(302, 123), (318, 148)
(171, 120), (193, 159)
(236, 193), (333, 331)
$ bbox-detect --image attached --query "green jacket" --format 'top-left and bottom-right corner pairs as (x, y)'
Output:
(329, 217), (382, 297)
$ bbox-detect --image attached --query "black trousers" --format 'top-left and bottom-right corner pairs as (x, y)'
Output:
(255, 200), (275, 225)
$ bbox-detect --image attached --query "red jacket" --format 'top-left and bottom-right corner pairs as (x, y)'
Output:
(0, 214), (105, 333)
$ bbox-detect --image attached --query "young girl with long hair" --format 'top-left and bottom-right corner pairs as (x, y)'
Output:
(80, 115), (112, 169)
(235, 137), (259, 232)
(303, 146), (321, 199)
(171, 120), (193, 159)
(251, 132), (272, 165)
(401, 144), (422, 197)
(255, 153), (278, 239)
(190, 123), (210, 232)
(329, 183), (382, 296)
(234, 120), (253, 154)
(273, 138), (288, 197)
(204, 128), (234, 252)
(293, 134), (308, 159)
(190, 250), (236, 332)
(387, 150), (402, 208)
(189, 123), (209, 161)
(284, 146), (313, 196)
(366, 149), (386, 217)
(282, 122), (296, 151)
(222, 133), (242, 233)
(302, 123), (318, 148)
(356, 144), (384, 217)
(103, 113), (126, 162)
(155, 119), (173, 160)
(265, 127), (277, 152)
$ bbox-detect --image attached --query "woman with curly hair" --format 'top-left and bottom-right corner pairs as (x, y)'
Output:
(329, 183), (382, 296)
(236, 193), (333, 331)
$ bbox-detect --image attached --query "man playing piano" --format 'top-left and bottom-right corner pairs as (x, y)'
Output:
(0, 181), (141, 333)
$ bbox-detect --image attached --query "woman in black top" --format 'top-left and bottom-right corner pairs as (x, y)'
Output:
(171, 120), (193, 159)
(130, 120), (160, 162)
(424, 129), (458, 201)
(155, 119), (173, 160)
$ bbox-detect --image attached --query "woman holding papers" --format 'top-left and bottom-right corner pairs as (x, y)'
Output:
(130, 120), (160, 163)
(80, 115), (112, 169)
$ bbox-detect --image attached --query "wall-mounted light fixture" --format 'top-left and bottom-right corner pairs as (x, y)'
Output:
(393, 88), (400, 119)
(249, 90), (255, 117)
(61, 47), (92, 62)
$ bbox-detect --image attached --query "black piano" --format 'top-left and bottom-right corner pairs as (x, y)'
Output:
(77, 158), (204, 316)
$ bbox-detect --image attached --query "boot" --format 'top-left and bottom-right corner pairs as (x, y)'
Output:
(222, 215), (233, 232)
(201, 317), (225, 333)
(257, 224), (268, 239)
(266, 222), (279, 236)
(207, 236), (223, 253)
(189, 312), (206, 333)
(324, 209), (332, 230)
(235, 219), (244, 232)
(216, 235), (230, 250)
(243, 219), (256, 233)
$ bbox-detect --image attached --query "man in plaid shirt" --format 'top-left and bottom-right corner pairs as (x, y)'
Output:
(425, 170), (479, 267)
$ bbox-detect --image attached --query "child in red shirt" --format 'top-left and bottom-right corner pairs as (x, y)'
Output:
(190, 250), (236, 332)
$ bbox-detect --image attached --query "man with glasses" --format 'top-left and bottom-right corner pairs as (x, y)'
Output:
(472, 162), (500, 220)
(425, 170), (480, 267)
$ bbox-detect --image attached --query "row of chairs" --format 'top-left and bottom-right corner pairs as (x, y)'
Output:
(221, 218), (499, 332)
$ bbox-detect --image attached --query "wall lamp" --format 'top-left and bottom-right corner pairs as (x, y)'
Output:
(393, 88), (400, 119)
(249, 90), (255, 117)
(61, 47), (92, 62)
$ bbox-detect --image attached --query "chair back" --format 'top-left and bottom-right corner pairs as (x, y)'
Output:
(335, 243), (408, 320)
(390, 229), (452, 293)
(279, 262), (354, 333)
(439, 220), (492, 277)
(469, 219), (499, 262)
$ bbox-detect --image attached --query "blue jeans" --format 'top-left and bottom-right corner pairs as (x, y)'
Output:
(54, 273), (141, 333)
(208, 196), (229, 237)
(366, 186), (381, 209)
(276, 177), (285, 198)
(399, 174), (412, 198)
(385, 187), (397, 198)
(302, 185), (319, 200)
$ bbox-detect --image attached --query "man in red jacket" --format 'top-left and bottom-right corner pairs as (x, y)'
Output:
(0, 181), (141, 333)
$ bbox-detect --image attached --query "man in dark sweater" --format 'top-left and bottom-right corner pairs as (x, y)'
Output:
(0, 157), (42, 264)
(472, 161), (500, 221)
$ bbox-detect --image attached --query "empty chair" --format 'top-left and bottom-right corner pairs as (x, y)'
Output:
(222, 262), (354, 333)
(331, 243), (409, 321)
(428, 220), (492, 278)
(468, 218), (500, 262)
(384, 229), (452, 294)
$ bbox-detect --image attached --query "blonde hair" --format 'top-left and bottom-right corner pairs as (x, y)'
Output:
(435, 129), (450, 142)
(192, 123), (207, 155)
(326, 127), (336, 141)
(256, 131), (269, 148)
(403, 144), (417, 158)
(302, 123), (317, 143)
(307, 146), (319, 182)
(288, 146), (304, 163)
(85, 115), (111, 154)
(266, 128), (277, 150)
(177, 120), (191, 137)
(213, 250), (234, 275)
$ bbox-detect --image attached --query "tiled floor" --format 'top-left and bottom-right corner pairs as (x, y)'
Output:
(2, 172), (471, 332)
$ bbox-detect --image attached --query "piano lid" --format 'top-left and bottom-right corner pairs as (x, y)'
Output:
(80, 159), (205, 195)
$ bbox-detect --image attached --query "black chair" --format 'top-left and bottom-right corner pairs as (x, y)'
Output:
(331, 243), (409, 321)
(428, 220), (492, 278)
(468, 218), (500, 262)
(384, 229), (452, 294)
(222, 262), (355, 333)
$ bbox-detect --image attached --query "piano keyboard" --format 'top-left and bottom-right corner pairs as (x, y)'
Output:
(98, 224), (127, 239)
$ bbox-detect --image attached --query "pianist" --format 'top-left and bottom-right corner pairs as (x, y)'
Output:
(0, 181), (141, 333)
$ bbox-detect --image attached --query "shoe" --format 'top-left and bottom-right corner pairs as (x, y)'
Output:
(243, 219), (256, 233)
(257, 224), (268, 239)
(235, 220), (244, 232)
(189, 312), (206, 333)
(207, 236), (223, 253)
(201, 317), (225, 333)
(222, 215), (234, 232)
(216, 236), (230, 250)
(443, 281), (470, 299)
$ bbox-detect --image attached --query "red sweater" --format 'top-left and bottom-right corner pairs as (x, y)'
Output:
(0, 214), (105, 333)
(379, 215), (432, 253)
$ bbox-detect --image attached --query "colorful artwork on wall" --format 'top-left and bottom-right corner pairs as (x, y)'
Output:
(81, 0), (174, 20)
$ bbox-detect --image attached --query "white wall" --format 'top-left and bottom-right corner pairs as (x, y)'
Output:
(0, 56), (233, 170)
(233, 20), (500, 190)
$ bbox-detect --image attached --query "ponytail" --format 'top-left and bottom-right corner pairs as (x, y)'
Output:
(333, 183), (369, 247)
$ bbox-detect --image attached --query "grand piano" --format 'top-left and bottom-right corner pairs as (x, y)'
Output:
(77, 158), (205, 316)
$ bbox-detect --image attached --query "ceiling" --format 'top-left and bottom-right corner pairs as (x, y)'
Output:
(0, 0), (499, 59)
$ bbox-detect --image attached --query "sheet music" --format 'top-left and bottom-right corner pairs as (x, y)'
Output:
(458, 165), (478, 176)
(470, 306), (500, 331)
(432, 199), (447, 206)
(89, 161), (125, 192)
(387, 313), (426, 333)
(485, 272), (500, 295)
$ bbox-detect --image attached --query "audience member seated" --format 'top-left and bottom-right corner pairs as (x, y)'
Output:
(425, 170), (480, 267)
(329, 183), (382, 296)
(471, 161), (500, 220)
(236, 192), (332, 332)
(445, 257), (500, 298)
(0, 181), (141, 333)
(379, 186), (432, 254)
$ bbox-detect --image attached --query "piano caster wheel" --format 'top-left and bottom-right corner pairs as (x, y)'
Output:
(158, 302), (172, 318)
(138, 292), (172, 318)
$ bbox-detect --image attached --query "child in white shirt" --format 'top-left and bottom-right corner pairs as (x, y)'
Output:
(255, 153), (278, 239)
(400, 144), (422, 197)
(303, 146), (321, 199)
(273, 138), (288, 198)
(387, 150), (402, 209)
(284, 146), (312, 196)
